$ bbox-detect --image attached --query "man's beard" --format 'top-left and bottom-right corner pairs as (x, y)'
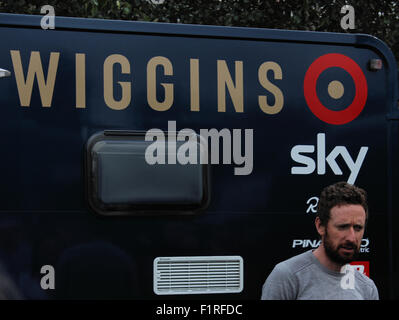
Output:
(323, 230), (360, 265)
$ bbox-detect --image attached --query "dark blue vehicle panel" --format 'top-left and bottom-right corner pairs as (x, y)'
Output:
(0, 13), (397, 299)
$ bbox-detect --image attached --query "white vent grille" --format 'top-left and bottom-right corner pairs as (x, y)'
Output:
(153, 256), (243, 295)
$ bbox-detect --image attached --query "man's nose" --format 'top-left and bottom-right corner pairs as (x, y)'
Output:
(345, 227), (357, 242)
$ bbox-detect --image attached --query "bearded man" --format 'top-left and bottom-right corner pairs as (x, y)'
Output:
(261, 181), (378, 300)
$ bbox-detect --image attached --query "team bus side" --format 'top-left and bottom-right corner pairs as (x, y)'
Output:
(0, 12), (398, 299)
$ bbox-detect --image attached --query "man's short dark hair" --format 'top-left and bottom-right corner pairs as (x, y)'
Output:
(317, 181), (368, 227)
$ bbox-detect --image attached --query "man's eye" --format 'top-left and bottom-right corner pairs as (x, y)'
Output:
(354, 225), (364, 232)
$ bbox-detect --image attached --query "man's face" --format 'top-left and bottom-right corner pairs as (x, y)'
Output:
(321, 204), (366, 265)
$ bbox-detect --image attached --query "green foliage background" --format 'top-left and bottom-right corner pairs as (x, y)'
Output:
(1, 0), (398, 65)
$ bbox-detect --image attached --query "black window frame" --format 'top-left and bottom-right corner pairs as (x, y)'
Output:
(85, 130), (211, 216)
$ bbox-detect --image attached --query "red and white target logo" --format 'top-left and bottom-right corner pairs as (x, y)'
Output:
(304, 53), (368, 125)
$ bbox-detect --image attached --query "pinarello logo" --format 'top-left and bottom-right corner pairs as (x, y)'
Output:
(350, 261), (370, 277)
(304, 53), (368, 125)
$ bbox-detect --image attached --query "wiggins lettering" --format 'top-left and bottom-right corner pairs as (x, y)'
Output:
(9, 50), (284, 114)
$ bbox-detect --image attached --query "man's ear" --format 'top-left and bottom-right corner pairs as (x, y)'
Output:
(315, 216), (325, 237)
